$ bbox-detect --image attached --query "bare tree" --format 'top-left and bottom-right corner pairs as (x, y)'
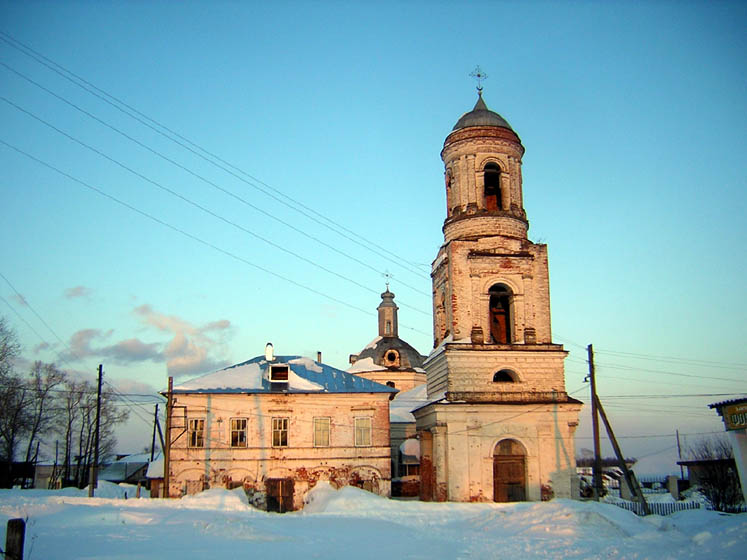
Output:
(58, 379), (86, 485)
(686, 435), (743, 512)
(0, 318), (28, 486)
(0, 317), (20, 377)
(24, 361), (67, 463)
(57, 379), (130, 488)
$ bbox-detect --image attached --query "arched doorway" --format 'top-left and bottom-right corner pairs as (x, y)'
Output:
(493, 439), (526, 502)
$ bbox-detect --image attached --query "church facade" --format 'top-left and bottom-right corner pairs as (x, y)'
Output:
(162, 91), (582, 507)
(414, 92), (582, 502)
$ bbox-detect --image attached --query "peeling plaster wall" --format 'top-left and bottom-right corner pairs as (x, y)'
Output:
(167, 392), (392, 509)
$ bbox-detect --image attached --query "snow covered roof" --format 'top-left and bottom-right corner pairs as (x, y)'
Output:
(389, 384), (430, 423)
(99, 453), (157, 482)
(172, 355), (397, 395)
(146, 455), (163, 479)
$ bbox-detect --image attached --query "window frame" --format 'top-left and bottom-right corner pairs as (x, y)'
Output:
(313, 417), (331, 447)
(272, 416), (289, 447)
(230, 417), (248, 448)
(354, 416), (372, 447)
(188, 418), (205, 448)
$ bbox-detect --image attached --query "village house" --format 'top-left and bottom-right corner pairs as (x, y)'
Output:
(164, 344), (395, 511)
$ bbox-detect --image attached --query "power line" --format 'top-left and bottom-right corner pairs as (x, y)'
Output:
(595, 348), (746, 370)
(0, 138), (430, 336)
(0, 94), (429, 319)
(0, 60), (431, 301)
(0, 30), (430, 282)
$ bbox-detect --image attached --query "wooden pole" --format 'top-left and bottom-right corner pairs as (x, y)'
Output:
(595, 394), (651, 515)
(5, 518), (25, 560)
(163, 376), (173, 498)
(587, 344), (603, 500)
(88, 364), (103, 497)
(676, 429), (685, 480)
(150, 403), (159, 462)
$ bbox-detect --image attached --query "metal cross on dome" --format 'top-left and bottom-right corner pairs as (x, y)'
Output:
(382, 270), (392, 290)
(470, 66), (487, 93)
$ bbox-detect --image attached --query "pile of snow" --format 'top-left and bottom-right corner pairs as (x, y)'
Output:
(1, 485), (745, 559)
(346, 356), (386, 373)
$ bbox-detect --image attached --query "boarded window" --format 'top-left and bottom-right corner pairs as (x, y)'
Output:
(231, 418), (247, 447)
(314, 417), (330, 447)
(272, 417), (289, 447)
(355, 417), (372, 447)
(188, 418), (204, 448)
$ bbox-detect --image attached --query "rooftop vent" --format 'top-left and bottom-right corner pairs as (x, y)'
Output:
(265, 342), (274, 361)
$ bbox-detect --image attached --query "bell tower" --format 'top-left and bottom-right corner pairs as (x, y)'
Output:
(416, 87), (581, 503)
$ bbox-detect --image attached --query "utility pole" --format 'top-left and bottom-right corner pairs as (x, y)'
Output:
(163, 376), (173, 498)
(595, 393), (650, 515)
(88, 364), (103, 498)
(150, 404), (159, 462)
(586, 344), (603, 500)
(676, 429), (684, 480)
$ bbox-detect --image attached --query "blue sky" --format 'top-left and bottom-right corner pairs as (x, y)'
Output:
(1, 1), (745, 472)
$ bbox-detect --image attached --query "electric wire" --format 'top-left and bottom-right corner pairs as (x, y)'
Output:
(0, 95), (430, 319)
(0, 30), (430, 281)
(0, 60), (431, 301)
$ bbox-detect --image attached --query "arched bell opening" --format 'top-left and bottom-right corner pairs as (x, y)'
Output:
(484, 163), (503, 211)
(488, 283), (513, 344)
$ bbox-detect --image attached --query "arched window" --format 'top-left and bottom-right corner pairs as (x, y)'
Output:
(489, 283), (512, 344)
(493, 369), (517, 383)
(484, 163), (502, 211)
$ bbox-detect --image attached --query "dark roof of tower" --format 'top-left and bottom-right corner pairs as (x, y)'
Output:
(452, 92), (514, 132)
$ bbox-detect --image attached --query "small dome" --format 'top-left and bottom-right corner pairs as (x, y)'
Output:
(452, 92), (514, 132)
(353, 336), (427, 371)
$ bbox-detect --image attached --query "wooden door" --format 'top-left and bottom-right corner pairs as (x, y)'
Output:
(493, 439), (526, 502)
(266, 478), (294, 513)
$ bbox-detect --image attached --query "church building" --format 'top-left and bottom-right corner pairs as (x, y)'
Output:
(414, 90), (582, 502)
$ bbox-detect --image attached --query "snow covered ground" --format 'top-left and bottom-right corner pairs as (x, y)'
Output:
(1, 482), (745, 559)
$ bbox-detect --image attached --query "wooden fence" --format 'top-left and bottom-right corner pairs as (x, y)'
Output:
(610, 500), (703, 516)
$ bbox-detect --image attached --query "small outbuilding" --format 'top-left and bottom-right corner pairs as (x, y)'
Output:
(709, 397), (747, 503)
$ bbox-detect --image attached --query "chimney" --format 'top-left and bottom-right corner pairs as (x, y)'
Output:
(317, 351), (322, 363)
(265, 342), (274, 361)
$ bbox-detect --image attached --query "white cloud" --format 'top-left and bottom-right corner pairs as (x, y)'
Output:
(64, 285), (92, 299)
(134, 305), (231, 377)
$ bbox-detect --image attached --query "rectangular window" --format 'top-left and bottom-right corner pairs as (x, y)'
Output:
(272, 417), (289, 447)
(313, 417), (330, 447)
(231, 418), (247, 448)
(188, 418), (205, 448)
(354, 417), (372, 447)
